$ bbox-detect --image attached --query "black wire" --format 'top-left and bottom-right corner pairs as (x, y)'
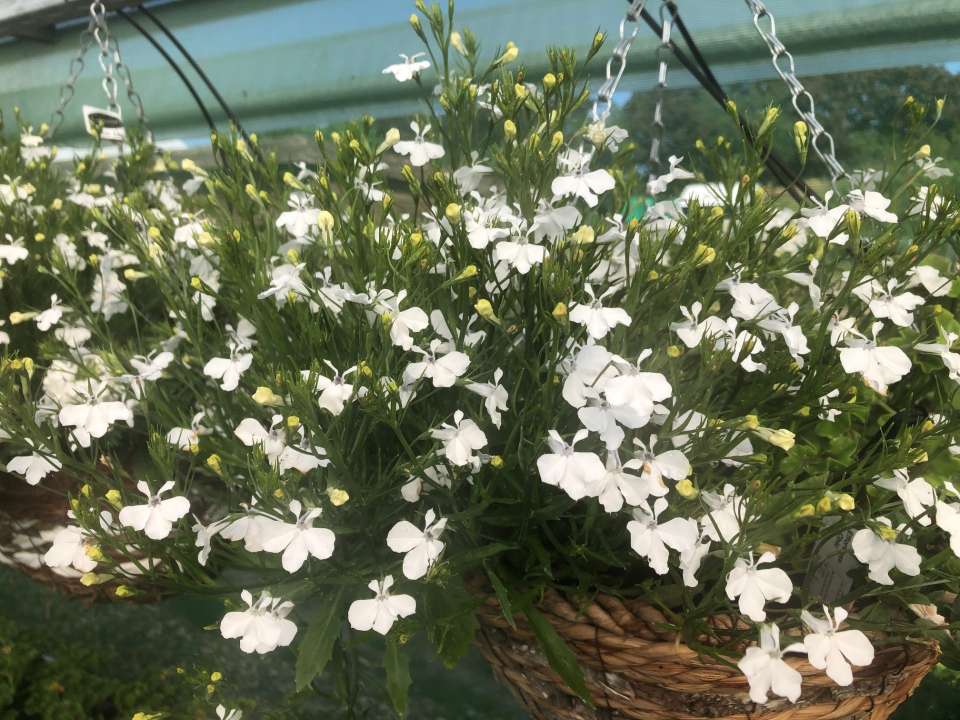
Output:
(115, 8), (218, 135)
(630, 2), (818, 205)
(663, 2), (820, 204)
(135, 3), (262, 161)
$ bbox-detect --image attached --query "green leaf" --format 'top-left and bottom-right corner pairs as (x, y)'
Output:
(485, 565), (517, 630)
(429, 611), (478, 669)
(294, 587), (346, 692)
(385, 636), (412, 718)
(518, 599), (593, 706)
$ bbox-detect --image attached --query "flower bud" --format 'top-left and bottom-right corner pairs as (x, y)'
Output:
(115, 585), (135, 598)
(676, 478), (698, 498)
(756, 106), (781, 138)
(550, 130), (564, 150)
(326, 487), (350, 506)
(572, 225), (594, 245)
(489, 455), (504, 469)
(450, 31), (467, 55)
(693, 243), (716, 266)
(551, 302), (568, 321)
(514, 83), (528, 100)
(9, 311), (37, 325)
(376, 127), (401, 155)
(837, 494), (855, 511)
(543, 73), (557, 90)
(916, 144), (931, 159)
(816, 496), (832, 514)
(455, 264), (478, 281)
(795, 504), (816, 518)
(409, 13), (421, 31)
(252, 386), (283, 406)
(845, 208), (861, 238)
(474, 298), (498, 322)
(445, 202), (462, 223)
(497, 42), (518, 65)
(503, 119), (517, 139)
(666, 345), (682, 358)
(793, 120), (809, 161)
(206, 454), (222, 474)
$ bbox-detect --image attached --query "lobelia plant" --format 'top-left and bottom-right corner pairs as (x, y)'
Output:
(1, 1), (960, 715)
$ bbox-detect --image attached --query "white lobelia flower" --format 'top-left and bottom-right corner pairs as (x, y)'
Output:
(906, 265), (952, 297)
(374, 289), (429, 350)
(275, 192), (321, 238)
(738, 624), (806, 704)
(257, 262), (310, 308)
(577, 386), (646, 450)
(601, 356), (673, 428)
(536, 429), (605, 501)
(848, 189), (898, 224)
(220, 500), (272, 552)
(166, 410), (210, 451)
(393, 122), (445, 167)
(646, 155), (695, 196)
(125, 350), (175, 399)
(725, 551), (793, 622)
(401, 464), (452, 503)
(801, 605), (875, 686)
(0, 235), (28, 265)
(874, 468), (934, 526)
(35, 294), (66, 331)
(430, 410), (487, 467)
(627, 497), (698, 575)
(623, 435), (690, 498)
(118, 480), (191, 540)
(403, 339), (470, 388)
(851, 518), (922, 585)
(348, 575), (416, 635)
(220, 590), (298, 654)
(723, 280), (781, 322)
(670, 302), (707, 348)
(234, 415), (328, 474)
(58, 387), (134, 448)
(204, 351), (253, 392)
(304, 361), (356, 415)
(593, 451), (648, 513)
(6, 441), (62, 485)
(852, 277), (924, 328)
(493, 235), (547, 275)
(44, 523), (99, 573)
(261, 500), (336, 573)
(382, 52), (431, 81)
(569, 284), (632, 340)
(465, 368), (509, 429)
(935, 482), (960, 557)
(561, 344), (622, 409)
(839, 322), (911, 395)
(216, 705), (243, 720)
(679, 535), (712, 588)
(193, 515), (229, 566)
(551, 149), (616, 207)
(916, 332), (960, 385)
(386, 509), (447, 580)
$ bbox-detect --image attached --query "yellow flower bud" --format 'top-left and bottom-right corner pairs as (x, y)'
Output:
(675, 478), (698, 498)
(551, 302), (568, 321)
(206, 454), (222, 474)
(757, 106), (781, 137)
(286, 415), (300, 429)
(105, 489), (123, 509)
(445, 203), (462, 223)
(503, 119), (517, 139)
(33, 232), (45, 242)
(80, 483), (92, 497)
(326, 487), (350, 506)
(572, 225), (595, 245)
(115, 585), (135, 598)
(543, 73), (557, 90)
(845, 209), (861, 237)
(837, 494), (855, 511)
(9, 311), (37, 325)
(190, 276), (203, 291)
(489, 455), (504, 469)
(123, 268), (148, 281)
(514, 83), (528, 101)
(878, 524), (899, 542)
(693, 244), (716, 266)
(497, 42), (519, 65)
(450, 31), (467, 55)
(741, 414), (760, 430)
(273, 488), (285, 499)
(85, 544), (105, 561)
(474, 298), (498, 322)
(252, 386), (283, 406)
(81, 572), (111, 586)
(795, 504), (816, 518)
(817, 496), (832, 514)
(455, 264), (478, 281)
(244, 183), (258, 201)
(409, 13), (421, 31)
(666, 345), (682, 358)
(754, 427), (796, 451)
(916, 144), (931, 159)
(50, 198), (63, 210)
(646, 270), (659, 281)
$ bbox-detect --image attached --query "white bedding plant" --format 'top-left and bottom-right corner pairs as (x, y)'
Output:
(1, 1), (959, 714)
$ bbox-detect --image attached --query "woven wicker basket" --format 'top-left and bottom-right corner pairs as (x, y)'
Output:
(475, 588), (939, 720)
(0, 472), (136, 601)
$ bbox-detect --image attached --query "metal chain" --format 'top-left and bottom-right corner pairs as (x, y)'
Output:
(48, 20), (95, 138)
(91, 1), (121, 114)
(591, 0), (648, 125)
(110, 35), (154, 142)
(744, 0), (847, 191)
(648, 1), (673, 169)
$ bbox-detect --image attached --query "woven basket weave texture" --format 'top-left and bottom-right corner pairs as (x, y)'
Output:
(475, 588), (939, 720)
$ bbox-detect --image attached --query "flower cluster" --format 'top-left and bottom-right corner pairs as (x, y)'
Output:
(0, 1), (958, 711)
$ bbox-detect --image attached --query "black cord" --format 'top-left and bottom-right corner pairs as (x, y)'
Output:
(115, 8), (218, 135)
(630, 2), (819, 205)
(135, 3), (262, 161)
(663, 2), (820, 204)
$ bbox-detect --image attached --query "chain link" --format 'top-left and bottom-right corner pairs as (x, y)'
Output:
(91, 1), (121, 113)
(648, 1), (673, 169)
(744, 0), (847, 191)
(591, 0), (648, 125)
(48, 20), (96, 138)
(109, 35), (153, 141)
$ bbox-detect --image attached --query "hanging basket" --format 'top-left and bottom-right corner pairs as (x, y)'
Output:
(0, 472), (159, 602)
(474, 588), (939, 720)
